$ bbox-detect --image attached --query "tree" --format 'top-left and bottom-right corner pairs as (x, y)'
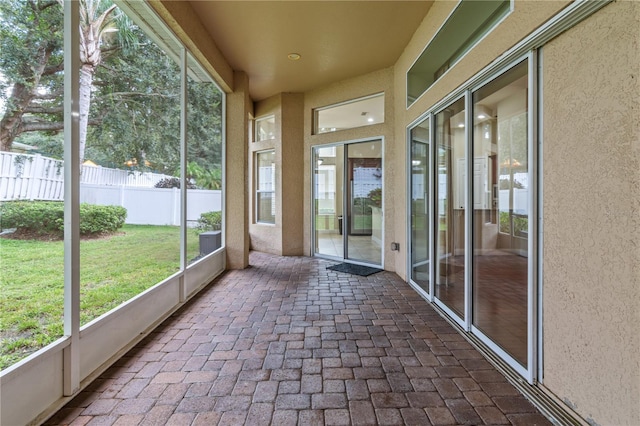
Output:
(0, 0), (64, 151)
(77, 0), (119, 165)
(1, 0), (223, 175)
(1, 0), (124, 165)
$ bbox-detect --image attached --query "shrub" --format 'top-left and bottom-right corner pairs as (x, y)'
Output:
(195, 210), (222, 233)
(0, 201), (127, 238)
(154, 177), (196, 189)
(1, 201), (64, 235)
(79, 204), (127, 235)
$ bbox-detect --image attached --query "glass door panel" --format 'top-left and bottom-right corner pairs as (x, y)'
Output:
(434, 98), (466, 320)
(410, 118), (430, 294)
(313, 145), (343, 259)
(346, 141), (382, 265)
(472, 61), (529, 367)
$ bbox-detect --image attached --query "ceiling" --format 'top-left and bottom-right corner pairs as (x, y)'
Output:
(187, 1), (433, 101)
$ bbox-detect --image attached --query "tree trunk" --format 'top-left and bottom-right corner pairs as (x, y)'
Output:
(0, 47), (52, 151)
(78, 64), (94, 166)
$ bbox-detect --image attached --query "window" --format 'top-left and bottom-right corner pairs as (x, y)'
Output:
(407, 0), (511, 106)
(314, 93), (384, 134)
(256, 150), (275, 223)
(255, 115), (276, 141)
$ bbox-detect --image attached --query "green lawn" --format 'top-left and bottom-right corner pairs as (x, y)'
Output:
(0, 225), (199, 370)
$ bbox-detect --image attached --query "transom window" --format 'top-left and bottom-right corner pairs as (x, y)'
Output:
(407, 0), (511, 106)
(255, 115), (276, 141)
(314, 93), (384, 134)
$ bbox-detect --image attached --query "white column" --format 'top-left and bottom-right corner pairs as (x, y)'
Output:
(63, 0), (81, 396)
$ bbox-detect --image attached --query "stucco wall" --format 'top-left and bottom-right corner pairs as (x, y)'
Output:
(541, 2), (640, 424)
(225, 71), (251, 269)
(303, 67), (396, 270)
(280, 94), (305, 256)
(250, 94), (305, 256)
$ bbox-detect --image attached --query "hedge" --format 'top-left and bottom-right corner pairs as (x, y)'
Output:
(0, 201), (127, 237)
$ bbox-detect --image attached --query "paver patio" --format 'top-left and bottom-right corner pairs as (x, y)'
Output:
(45, 251), (551, 425)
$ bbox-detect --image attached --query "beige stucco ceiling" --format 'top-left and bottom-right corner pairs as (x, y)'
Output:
(187, 1), (433, 101)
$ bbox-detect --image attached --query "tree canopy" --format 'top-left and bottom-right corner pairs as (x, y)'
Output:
(0, 0), (223, 177)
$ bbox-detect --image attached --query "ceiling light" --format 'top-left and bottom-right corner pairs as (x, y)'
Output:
(458, 123), (465, 128)
(367, 118), (374, 123)
(287, 53), (301, 60)
(477, 114), (486, 119)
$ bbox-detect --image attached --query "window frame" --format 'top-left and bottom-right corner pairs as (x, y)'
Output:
(255, 149), (276, 224)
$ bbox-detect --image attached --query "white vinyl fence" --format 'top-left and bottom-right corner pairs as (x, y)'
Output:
(80, 184), (222, 226)
(1, 152), (222, 226)
(0, 152), (173, 201)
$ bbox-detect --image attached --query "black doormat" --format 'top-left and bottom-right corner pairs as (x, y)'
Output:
(327, 263), (383, 277)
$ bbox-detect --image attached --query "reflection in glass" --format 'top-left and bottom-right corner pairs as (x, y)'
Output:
(315, 94), (384, 134)
(314, 145), (343, 258)
(410, 118), (430, 293)
(255, 115), (276, 141)
(346, 141), (382, 265)
(256, 150), (275, 224)
(472, 60), (528, 366)
(434, 98), (466, 319)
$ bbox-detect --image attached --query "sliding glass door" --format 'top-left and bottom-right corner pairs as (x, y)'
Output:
(472, 60), (530, 368)
(434, 98), (466, 322)
(410, 119), (431, 295)
(407, 57), (535, 379)
(313, 140), (383, 267)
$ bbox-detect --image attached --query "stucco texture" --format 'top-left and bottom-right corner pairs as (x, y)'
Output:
(541, 2), (640, 425)
(225, 71), (252, 269)
(250, 94), (305, 256)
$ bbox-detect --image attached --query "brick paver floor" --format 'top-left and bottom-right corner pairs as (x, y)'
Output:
(45, 252), (551, 425)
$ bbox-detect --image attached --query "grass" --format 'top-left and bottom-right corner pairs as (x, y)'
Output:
(0, 225), (199, 370)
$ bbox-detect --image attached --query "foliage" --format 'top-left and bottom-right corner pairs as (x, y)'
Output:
(0, 201), (126, 237)
(195, 210), (222, 233)
(0, 0), (124, 159)
(1, 201), (63, 235)
(499, 178), (524, 190)
(0, 224), (196, 369)
(499, 211), (528, 236)
(0, 0), (223, 177)
(368, 187), (382, 208)
(79, 204), (127, 235)
(181, 162), (222, 189)
(154, 177), (196, 189)
(0, 0), (64, 149)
